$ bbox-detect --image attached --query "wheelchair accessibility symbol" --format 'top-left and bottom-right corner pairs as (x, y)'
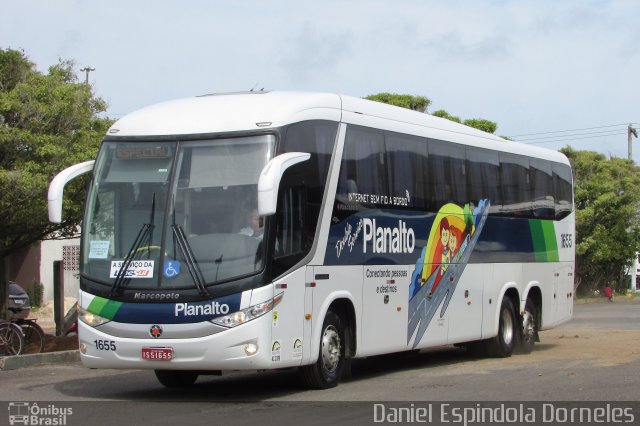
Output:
(163, 260), (181, 279)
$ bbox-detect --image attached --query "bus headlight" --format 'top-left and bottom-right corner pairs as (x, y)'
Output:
(78, 306), (110, 327)
(212, 292), (283, 328)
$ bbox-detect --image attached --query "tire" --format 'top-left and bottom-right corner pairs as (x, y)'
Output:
(154, 370), (199, 388)
(300, 310), (345, 389)
(0, 322), (24, 356)
(517, 299), (537, 355)
(18, 320), (45, 354)
(484, 297), (517, 358)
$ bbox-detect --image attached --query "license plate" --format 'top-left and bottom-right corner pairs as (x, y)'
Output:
(14, 299), (24, 305)
(141, 347), (173, 361)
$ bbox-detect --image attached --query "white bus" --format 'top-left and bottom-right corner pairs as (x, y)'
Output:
(48, 91), (574, 389)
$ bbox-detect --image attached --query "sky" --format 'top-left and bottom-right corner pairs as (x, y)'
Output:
(2, 0), (640, 161)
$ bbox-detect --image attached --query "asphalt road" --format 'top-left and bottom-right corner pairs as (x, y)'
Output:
(567, 298), (640, 329)
(1, 299), (639, 425)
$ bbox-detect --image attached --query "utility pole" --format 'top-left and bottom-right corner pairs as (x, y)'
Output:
(80, 66), (95, 84)
(628, 124), (638, 160)
(626, 124), (638, 293)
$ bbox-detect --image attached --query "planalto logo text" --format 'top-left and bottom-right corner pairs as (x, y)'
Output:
(174, 301), (230, 317)
(363, 218), (415, 254)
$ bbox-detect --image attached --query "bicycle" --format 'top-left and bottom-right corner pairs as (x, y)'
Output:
(13, 317), (46, 354)
(0, 320), (24, 356)
(4, 307), (46, 355)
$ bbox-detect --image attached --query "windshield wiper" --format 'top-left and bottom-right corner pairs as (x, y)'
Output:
(172, 224), (210, 297)
(110, 193), (156, 297)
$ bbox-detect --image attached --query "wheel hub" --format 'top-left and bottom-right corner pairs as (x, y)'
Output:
(502, 309), (514, 345)
(321, 325), (341, 373)
(522, 310), (536, 342)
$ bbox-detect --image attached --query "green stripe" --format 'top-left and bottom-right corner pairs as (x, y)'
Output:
(541, 221), (559, 262)
(87, 296), (123, 320)
(100, 300), (123, 320)
(87, 296), (109, 315)
(529, 220), (547, 262)
(529, 220), (559, 262)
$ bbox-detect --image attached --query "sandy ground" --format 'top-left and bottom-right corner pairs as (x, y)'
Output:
(504, 328), (640, 367)
(28, 297), (79, 352)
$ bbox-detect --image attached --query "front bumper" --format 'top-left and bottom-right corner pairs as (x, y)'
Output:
(78, 312), (273, 370)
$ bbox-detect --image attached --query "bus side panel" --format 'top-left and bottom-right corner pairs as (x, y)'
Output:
(552, 215), (575, 327)
(308, 265), (363, 362)
(447, 265), (485, 345)
(269, 268), (307, 368)
(540, 263), (574, 329)
(360, 264), (412, 356)
(482, 263), (521, 339)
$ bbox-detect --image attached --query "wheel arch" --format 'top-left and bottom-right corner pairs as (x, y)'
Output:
(523, 284), (543, 329)
(309, 292), (357, 364)
(489, 284), (520, 339)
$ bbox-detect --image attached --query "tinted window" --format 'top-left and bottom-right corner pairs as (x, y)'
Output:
(335, 125), (570, 222)
(386, 132), (429, 210)
(428, 140), (467, 209)
(500, 154), (531, 217)
(530, 158), (555, 219)
(466, 148), (501, 214)
(337, 126), (387, 202)
(553, 162), (573, 220)
(275, 121), (338, 266)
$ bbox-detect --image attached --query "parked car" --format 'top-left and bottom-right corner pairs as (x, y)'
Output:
(8, 281), (31, 319)
(63, 302), (78, 335)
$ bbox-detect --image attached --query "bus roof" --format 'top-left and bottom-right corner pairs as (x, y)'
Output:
(108, 91), (568, 165)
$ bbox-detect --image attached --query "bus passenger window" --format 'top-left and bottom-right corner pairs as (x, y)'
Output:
(554, 163), (573, 220)
(386, 132), (428, 210)
(530, 159), (555, 219)
(428, 140), (467, 208)
(466, 148), (501, 214)
(500, 154), (532, 217)
(338, 126), (387, 200)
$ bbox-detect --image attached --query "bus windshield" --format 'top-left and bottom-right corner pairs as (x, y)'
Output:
(82, 135), (275, 292)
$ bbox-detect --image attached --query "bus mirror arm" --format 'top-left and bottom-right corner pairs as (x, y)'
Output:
(258, 152), (310, 216)
(48, 160), (95, 223)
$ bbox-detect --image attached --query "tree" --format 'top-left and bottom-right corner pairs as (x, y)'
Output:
(367, 94), (499, 135)
(561, 147), (640, 294)
(364, 93), (431, 113)
(0, 48), (112, 316)
(432, 109), (461, 124)
(462, 118), (497, 134)
(433, 110), (498, 134)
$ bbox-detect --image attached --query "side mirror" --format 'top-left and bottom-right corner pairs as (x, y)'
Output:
(48, 160), (95, 223)
(258, 152), (310, 216)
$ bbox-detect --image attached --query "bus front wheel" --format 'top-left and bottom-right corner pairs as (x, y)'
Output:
(300, 310), (345, 389)
(485, 297), (517, 357)
(154, 370), (198, 388)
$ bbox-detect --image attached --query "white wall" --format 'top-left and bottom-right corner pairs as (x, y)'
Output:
(40, 238), (81, 302)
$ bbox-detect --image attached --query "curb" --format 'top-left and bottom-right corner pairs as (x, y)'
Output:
(0, 350), (80, 371)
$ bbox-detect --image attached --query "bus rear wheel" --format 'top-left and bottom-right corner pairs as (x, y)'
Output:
(485, 297), (517, 357)
(154, 370), (198, 388)
(299, 310), (345, 389)
(517, 299), (537, 354)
